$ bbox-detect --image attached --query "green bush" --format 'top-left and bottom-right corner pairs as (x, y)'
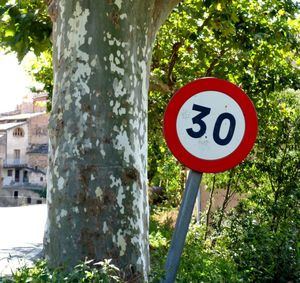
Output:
(1, 259), (122, 283)
(149, 210), (243, 282)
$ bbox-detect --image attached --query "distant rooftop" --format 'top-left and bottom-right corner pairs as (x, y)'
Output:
(0, 112), (46, 122)
(0, 122), (26, 131)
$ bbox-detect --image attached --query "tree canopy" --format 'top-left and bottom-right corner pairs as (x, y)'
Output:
(148, 0), (300, 192)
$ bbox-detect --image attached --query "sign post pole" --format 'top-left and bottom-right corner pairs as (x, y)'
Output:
(196, 187), (201, 224)
(163, 170), (203, 283)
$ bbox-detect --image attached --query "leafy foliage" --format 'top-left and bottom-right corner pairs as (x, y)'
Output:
(0, 0), (51, 60)
(224, 89), (300, 282)
(149, 210), (242, 282)
(148, 0), (300, 197)
(25, 50), (53, 111)
(1, 259), (122, 283)
(152, 89), (300, 282)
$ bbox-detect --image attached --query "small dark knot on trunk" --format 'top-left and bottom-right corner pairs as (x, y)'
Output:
(122, 167), (140, 186)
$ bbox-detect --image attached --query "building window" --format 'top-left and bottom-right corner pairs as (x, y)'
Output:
(15, 169), (20, 182)
(13, 127), (24, 137)
(14, 191), (18, 199)
(40, 176), (43, 182)
(37, 200), (42, 204)
(7, 170), (13, 177)
(14, 149), (20, 161)
(27, 197), (31, 204)
(23, 170), (29, 183)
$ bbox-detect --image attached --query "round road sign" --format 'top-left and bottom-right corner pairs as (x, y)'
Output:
(163, 77), (258, 173)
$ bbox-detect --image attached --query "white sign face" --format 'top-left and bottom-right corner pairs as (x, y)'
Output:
(176, 91), (246, 160)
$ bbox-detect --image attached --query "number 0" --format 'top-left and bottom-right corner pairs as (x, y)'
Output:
(187, 104), (236, 146)
(213, 113), (236, 146)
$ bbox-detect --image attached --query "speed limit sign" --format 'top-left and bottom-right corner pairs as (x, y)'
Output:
(163, 77), (258, 173)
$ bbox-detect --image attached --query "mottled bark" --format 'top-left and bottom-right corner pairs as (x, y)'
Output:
(44, 0), (179, 282)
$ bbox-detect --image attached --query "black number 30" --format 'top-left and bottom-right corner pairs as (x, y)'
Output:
(186, 104), (236, 146)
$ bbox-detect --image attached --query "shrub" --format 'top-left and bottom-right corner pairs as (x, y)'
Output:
(1, 259), (122, 283)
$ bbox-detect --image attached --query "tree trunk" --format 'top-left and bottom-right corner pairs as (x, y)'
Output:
(44, 1), (180, 281)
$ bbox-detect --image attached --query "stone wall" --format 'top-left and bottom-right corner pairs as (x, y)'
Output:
(0, 134), (6, 161)
(0, 159), (3, 189)
(33, 95), (48, 113)
(2, 167), (46, 187)
(27, 154), (48, 171)
(0, 188), (46, 207)
(28, 169), (46, 186)
(19, 101), (34, 113)
(28, 113), (49, 145)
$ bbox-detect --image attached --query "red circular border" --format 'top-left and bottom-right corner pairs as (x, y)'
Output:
(163, 77), (258, 173)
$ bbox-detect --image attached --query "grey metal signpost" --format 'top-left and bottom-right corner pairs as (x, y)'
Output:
(163, 170), (203, 283)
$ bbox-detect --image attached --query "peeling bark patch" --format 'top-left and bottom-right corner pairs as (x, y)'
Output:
(57, 177), (65, 190)
(67, 3), (90, 50)
(55, 209), (68, 227)
(72, 207), (79, 214)
(63, 2), (92, 101)
(117, 187), (125, 214)
(116, 230), (126, 256)
(109, 53), (125, 75)
(120, 13), (127, 20)
(113, 78), (126, 97)
(103, 221), (108, 233)
(95, 187), (103, 199)
(113, 128), (132, 163)
(110, 175), (122, 188)
(114, 0), (122, 9)
(60, 209), (68, 218)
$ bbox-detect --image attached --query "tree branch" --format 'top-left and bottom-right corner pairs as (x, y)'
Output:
(44, 0), (58, 22)
(167, 41), (184, 87)
(198, 13), (213, 34)
(149, 75), (172, 94)
(164, 11), (213, 87)
(205, 48), (228, 77)
(151, 0), (182, 34)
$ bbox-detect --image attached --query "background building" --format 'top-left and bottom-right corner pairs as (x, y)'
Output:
(0, 93), (49, 206)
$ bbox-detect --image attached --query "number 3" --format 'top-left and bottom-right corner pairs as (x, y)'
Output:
(186, 104), (211, 138)
(186, 104), (236, 146)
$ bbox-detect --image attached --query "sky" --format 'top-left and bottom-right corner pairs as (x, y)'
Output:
(0, 52), (34, 114)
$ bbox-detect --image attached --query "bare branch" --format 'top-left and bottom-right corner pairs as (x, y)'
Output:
(167, 41), (184, 87)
